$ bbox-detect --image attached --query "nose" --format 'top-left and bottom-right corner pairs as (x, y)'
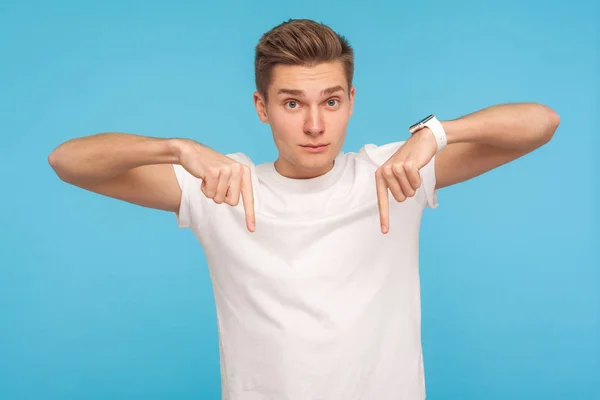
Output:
(303, 106), (325, 136)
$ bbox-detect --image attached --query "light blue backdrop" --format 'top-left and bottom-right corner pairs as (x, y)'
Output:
(0, 0), (597, 399)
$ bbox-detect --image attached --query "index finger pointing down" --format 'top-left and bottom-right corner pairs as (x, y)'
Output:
(241, 167), (255, 232)
(376, 171), (389, 234)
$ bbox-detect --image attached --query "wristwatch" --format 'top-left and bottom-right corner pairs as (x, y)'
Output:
(408, 114), (447, 152)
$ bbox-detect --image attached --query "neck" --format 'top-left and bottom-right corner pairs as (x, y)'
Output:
(274, 158), (335, 179)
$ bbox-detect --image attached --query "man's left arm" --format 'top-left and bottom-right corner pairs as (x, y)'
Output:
(435, 102), (560, 189)
(376, 102), (560, 233)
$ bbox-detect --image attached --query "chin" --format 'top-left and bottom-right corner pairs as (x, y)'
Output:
(297, 154), (335, 171)
(277, 146), (338, 178)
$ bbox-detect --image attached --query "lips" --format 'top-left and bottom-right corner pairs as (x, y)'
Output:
(301, 143), (329, 153)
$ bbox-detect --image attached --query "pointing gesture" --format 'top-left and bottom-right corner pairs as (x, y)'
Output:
(376, 129), (437, 234)
(178, 140), (256, 232)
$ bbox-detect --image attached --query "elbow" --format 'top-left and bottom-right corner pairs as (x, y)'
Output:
(48, 145), (64, 171)
(547, 106), (561, 133)
(539, 104), (560, 145)
(48, 145), (71, 182)
(48, 148), (59, 170)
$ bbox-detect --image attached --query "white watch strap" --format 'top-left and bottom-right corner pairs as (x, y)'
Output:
(423, 117), (447, 152)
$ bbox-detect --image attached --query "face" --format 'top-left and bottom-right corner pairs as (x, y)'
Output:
(253, 60), (355, 179)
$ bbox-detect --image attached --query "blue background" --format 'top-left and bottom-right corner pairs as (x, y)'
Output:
(1, 0), (597, 399)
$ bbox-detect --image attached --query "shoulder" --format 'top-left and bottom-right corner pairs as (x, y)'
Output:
(225, 152), (255, 168)
(350, 141), (406, 167)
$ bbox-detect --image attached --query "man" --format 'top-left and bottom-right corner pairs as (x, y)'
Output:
(49, 18), (559, 400)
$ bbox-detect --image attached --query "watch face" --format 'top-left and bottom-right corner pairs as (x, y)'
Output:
(408, 114), (434, 134)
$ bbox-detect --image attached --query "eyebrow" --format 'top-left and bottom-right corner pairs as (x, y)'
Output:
(277, 85), (345, 97)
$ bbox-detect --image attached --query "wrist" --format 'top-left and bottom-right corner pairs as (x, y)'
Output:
(441, 120), (459, 145)
(169, 138), (209, 165)
(168, 138), (192, 164)
(415, 116), (448, 152)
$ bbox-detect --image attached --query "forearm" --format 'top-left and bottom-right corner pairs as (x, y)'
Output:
(48, 133), (183, 184)
(442, 103), (560, 150)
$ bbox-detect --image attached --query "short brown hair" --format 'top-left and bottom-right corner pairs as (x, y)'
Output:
(254, 19), (354, 102)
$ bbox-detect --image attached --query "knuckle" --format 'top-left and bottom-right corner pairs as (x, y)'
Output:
(208, 167), (220, 178)
(232, 162), (243, 172)
(228, 165), (239, 177)
(220, 167), (232, 177)
(391, 188), (406, 202)
(227, 191), (240, 205)
(382, 165), (394, 177)
(404, 183), (415, 197)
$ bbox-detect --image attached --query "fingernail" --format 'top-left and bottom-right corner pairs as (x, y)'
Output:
(382, 225), (388, 234)
(250, 222), (255, 231)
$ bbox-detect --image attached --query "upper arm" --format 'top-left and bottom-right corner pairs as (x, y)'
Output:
(434, 142), (535, 189)
(78, 164), (183, 212)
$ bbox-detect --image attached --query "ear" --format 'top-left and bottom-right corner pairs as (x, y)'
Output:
(349, 85), (355, 117)
(253, 91), (269, 123)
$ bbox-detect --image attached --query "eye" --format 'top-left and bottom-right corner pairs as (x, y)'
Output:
(285, 100), (299, 109)
(326, 99), (340, 107)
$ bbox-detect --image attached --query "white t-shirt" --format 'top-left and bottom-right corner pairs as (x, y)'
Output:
(173, 141), (438, 400)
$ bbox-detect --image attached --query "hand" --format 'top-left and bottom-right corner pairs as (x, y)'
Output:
(177, 140), (255, 232)
(375, 129), (437, 234)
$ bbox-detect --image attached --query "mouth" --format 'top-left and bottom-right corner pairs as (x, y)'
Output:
(300, 144), (329, 153)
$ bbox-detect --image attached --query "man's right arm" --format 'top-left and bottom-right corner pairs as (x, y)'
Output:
(48, 132), (256, 231)
(48, 133), (186, 212)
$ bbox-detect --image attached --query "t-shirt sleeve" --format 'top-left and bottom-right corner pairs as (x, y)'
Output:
(172, 164), (205, 229)
(356, 141), (439, 209)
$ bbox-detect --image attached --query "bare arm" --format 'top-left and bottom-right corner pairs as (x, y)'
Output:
(435, 103), (560, 189)
(48, 132), (256, 231)
(48, 133), (184, 212)
(375, 103), (559, 233)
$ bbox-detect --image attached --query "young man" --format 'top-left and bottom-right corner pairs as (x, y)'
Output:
(49, 18), (559, 400)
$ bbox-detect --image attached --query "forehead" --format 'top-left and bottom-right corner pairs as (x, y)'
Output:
(270, 61), (347, 95)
